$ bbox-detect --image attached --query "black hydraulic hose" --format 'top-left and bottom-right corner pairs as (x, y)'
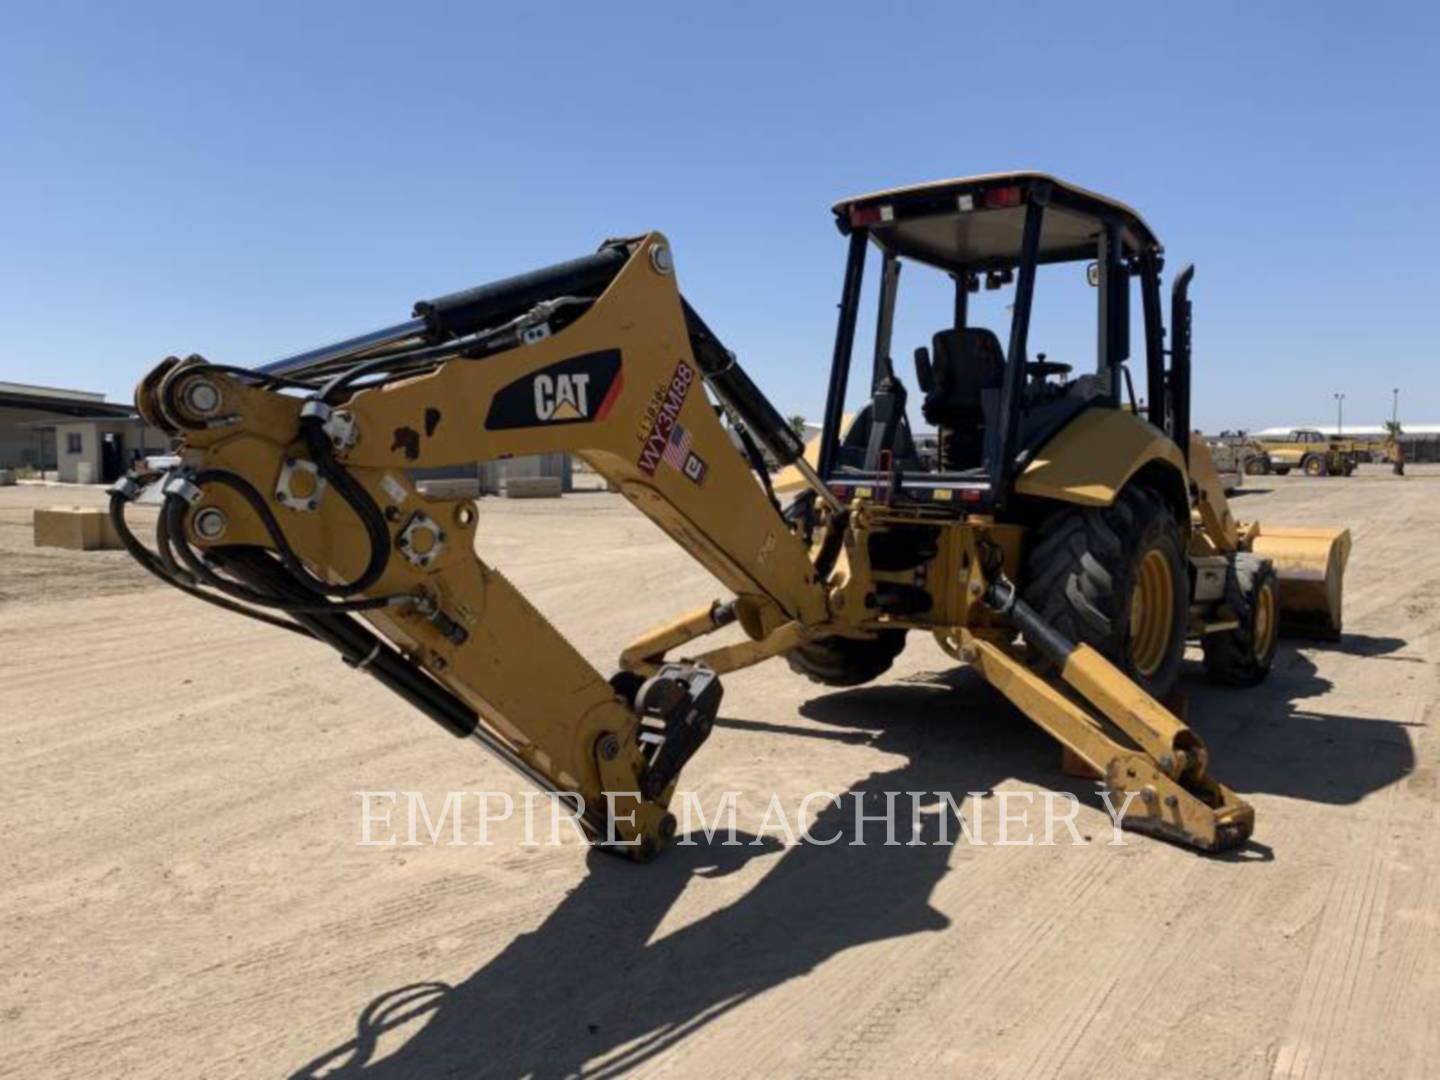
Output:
(306, 353), (448, 404)
(307, 323), (522, 402)
(221, 547), (479, 739)
(108, 489), (312, 637)
(161, 363), (320, 432)
(222, 548), (614, 843)
(161, 495), (396, 614)
(192, 362), (320, 392)
(183, 464), (389, 599)
(731, 420), (782, 516)
(297, 419), (390, 595)
(681, 298), (805, 467)
(313, 350), (438, 406)
(169, 471), (320, 596)
(154, 498), (191, 582)
(307, 294), (591, 406)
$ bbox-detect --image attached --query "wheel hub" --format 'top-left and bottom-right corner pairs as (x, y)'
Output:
(1253, 580), (1277, 659)
(1128, 548), (1175, 677)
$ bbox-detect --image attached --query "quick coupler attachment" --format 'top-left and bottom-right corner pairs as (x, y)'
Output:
(633, 663), (722, 801)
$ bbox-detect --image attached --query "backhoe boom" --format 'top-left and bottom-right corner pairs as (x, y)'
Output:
(124, 233), (828, 855)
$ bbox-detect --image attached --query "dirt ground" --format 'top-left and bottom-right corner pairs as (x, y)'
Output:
(2, 467), (1437, 1079)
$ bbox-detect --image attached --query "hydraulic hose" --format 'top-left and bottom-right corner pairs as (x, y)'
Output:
(297, 417), (391, 595)
(160, 494), (397, 615)
(108, 488), (311, 637)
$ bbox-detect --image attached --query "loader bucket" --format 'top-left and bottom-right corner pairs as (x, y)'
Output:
(1250, 526), (1352, 640)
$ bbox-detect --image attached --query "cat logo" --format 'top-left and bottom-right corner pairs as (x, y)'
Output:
(534, 373), (590, 421)
(485, 350), (623, 431)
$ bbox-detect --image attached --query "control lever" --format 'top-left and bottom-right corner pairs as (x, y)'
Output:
(863, 355), (908, 475)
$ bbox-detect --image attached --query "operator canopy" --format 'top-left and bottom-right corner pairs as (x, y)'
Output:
(832, 171), (1161, 272)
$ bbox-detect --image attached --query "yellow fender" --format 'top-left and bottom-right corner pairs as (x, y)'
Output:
(784, 408), (1189, 511)
(1015, 408), (1188, 512)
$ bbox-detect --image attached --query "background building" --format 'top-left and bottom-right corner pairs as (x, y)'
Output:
(0, 381), (169, 482)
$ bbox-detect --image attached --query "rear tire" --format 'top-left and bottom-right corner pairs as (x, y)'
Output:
(1302, 454), (1328, 477)
(1022, 485), (1188, 700)
(1202, 555), (1279, 686)
(786, 629), (908, 687)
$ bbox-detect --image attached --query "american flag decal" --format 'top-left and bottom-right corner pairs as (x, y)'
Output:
(662, 422), (693, 470)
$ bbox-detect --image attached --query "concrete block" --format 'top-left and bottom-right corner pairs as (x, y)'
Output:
(502, 452), (574, 492)
(416, 477), (482, 500)
(33, 507), (123, 551)
(502, 476), (563, 499)
(478, 460), (504, 495)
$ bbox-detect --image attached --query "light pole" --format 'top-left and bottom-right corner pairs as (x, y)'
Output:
(1393, 388), (1400, 428)
(1334, 392), (1345, 436)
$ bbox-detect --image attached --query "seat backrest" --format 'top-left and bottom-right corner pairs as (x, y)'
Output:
(931, 328), (1006, 406)
(920, 328), (1007, 472)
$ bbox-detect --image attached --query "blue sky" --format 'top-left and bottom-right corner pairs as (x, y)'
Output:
(2, 2), (1436, 431)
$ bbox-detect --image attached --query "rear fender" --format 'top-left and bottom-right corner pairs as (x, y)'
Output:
(1016, 407), (1188, 520)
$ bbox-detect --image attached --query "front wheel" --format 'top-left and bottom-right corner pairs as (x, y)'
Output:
(1243, 455), (1270, 476)
(1302, 454), (1328, 477)
(1203, 554), (1279, 686)
(786, 629), (908, 687)
(1023, 485), (1188, 700)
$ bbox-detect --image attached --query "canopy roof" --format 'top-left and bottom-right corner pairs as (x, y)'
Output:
(832, 171), (1161, 272)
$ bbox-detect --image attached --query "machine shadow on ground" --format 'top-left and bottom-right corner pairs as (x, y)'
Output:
(1184, 634), (1417, 807)
(288, 675), (1077, 1079)
(289, 638), (1415, 1079)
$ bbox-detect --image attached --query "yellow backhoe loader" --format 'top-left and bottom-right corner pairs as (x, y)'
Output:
(116, 172), (1349, 857)
(1255, 428), (1357, 476)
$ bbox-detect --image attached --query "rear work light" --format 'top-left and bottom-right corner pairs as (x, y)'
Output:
(960, 186), (1024, 212)
(983, 185), (1023, 209)
(849, 204), (894, 227)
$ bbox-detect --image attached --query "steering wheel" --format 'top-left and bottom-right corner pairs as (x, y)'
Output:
(1026, 352), (1072, 380)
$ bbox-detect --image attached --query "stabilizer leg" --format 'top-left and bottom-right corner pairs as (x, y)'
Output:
(959, 634), (1253, 851)
(622, 601), (814, 678)
(951, 575), (1255, 852)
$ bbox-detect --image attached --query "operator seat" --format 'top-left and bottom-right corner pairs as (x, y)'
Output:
(914, 328), (1006, 471)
